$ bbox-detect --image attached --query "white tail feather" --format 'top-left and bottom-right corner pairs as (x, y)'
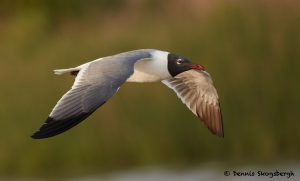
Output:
(53, 68), (79, 75)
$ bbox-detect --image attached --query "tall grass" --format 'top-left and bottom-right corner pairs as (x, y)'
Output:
(0, 0), (299, 178)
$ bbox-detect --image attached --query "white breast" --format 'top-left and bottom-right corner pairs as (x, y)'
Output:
(127, 50), (172, 82)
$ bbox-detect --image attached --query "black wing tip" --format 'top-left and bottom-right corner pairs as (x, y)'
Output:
(31, 132), (48, 139)
(31, 113), (91, 139)
(31, 130), (57, 139)
(31, 117), (56, 139)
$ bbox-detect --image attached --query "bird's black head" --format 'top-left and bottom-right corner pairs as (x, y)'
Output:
(167, 53), (205, 77)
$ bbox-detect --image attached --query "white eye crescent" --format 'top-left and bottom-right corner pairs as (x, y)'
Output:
(176, 59), (183, 64)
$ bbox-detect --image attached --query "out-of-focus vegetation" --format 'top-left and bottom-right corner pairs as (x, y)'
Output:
(0, 0), (299, 178)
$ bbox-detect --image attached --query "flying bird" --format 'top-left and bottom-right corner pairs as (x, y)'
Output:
(32, 49), (223, 139)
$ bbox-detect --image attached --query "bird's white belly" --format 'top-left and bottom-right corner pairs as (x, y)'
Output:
(127, 70), (163, 82)
(126, 56), (171, 83)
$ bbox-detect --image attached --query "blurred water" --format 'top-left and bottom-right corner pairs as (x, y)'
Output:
(0, 164), (298, 181)
(70, 164), (299, 181)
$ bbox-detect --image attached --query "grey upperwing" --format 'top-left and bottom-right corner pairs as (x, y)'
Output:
(32, 50), (152, 139)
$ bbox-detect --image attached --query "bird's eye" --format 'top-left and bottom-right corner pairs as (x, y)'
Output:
(176, 59), (184, 64)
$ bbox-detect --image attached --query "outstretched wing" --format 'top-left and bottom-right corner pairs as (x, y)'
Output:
(32, 51), (152, 139)
(162, 70), (224, 137)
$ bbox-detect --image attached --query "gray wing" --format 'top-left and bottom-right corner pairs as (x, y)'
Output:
(32, 50), (152, 139)
(162, 70), (224, 137)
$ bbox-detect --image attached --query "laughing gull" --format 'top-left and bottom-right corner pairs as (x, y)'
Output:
(32, 49), (223, 139)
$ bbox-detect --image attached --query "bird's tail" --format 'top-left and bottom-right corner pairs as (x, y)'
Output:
(53, 68), (80, 75)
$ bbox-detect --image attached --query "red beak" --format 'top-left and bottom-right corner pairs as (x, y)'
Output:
(190, 64), (205, 71)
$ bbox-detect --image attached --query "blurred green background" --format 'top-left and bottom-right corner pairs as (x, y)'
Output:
(0, 0), (299, 179)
